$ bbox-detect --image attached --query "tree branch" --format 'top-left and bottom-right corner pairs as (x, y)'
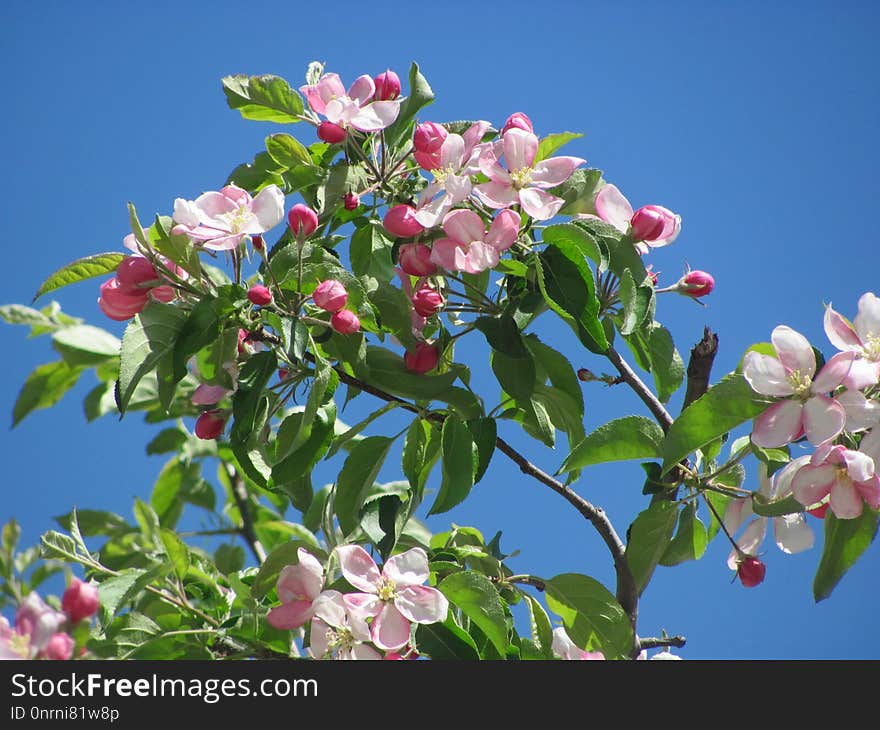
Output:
(605, 345), (674, 432)
(224, 462), (267, 564)
(636, 635), (687, 651)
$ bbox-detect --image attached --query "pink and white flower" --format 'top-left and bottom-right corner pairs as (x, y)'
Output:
(172, 184), (285, 251)
(551, 627), (605, 660)
(1, 593), (67, 659)
(474, 127), (584, 220)
(791, 443), (880, 519)
(592, 184), (681, 254)
(742, 325), (855, 448)
(823, 293), (880, 389)
(335, 545), (448, 652)
(266, 549), (325, 630)
(308, 590), (381, 661)
(430, 209), (520, 274)
(300, 73), (401, 133)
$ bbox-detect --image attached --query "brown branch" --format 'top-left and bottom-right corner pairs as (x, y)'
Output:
(224, 462), (267, 564)
(682, 326), (719, 411)
(605, 345), (674, 432)
(636, 635), (687, 652)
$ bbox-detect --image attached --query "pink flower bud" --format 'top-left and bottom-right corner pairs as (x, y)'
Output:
(501, 112), (533, 135)
(629, 205), (678, 242)
(115, 256), (159, 294)
(98, 277), (149, 321)
(373, 69), (401, 101)
(677, 270), (714, 298)
(398, 243), (438, 276)
(412, 283), (445, 317)
(383, 205), (425, 238)
(404, 342), (440, 373)
(237, 328), (251, 354)
(252, 234), (264, 250)
(317, 121), (347, 144)
(287, 204), (319, 237)
(737, 556), (766, 588)
(247, 284), (273, 306)
(62, 578), (100, 623)
(149, 285), (176, 303)
(313, 279), (348, 312)
(414, 149), (443, 171)
(195, 410), (227, 440)
(331, 309), (361, 335)
(41, 632), (75, 660)
(413, 122), (448, 154)
(344, 192), (360, 211)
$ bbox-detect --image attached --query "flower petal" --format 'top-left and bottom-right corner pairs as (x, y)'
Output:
(251, 185), (285, 232)
(350, 100), (401, 131)
(266, 600), (313, 630)
(792, 464), (836, 506)
(350, 644), (382, 660)
(842, 448), (875, 481)
(370, 603), (412, 651)
(844, 358), (880, 390)
(347, 75), (375, 105)
(442, 209), (486, 245)
(723, 497), (753, 536)
(594, 184), (633, 232)
(860, 427), (880, 466)
(395, 585), (449, 624)
(824, 304), (861, 352)
(802, 394), (846, 445)
(751, 400), (804, 448)
(736, 518), (767, 558)
(473, 180), (519, 209)
(485, 209), (521, 251)
(439, 133), (466, 170)
(309, 618), (332, 659)
(462, 120), (491, 154)
(335, 545), (381, 593)
(430, 238), (464, 271)
(311, 590), (349, 627)
(518, 187), (564, 220)
(830, 477), (863, 519)
(772, 513), (814, 554)
(531, 156), (585, 188)
(382, 547), (430, 587)
(836, 389), (880, 432)
(771, 325), (815, 377)
(855, 475), (880, 510)
(772, 455), (813, 498)
(811, 351), (855, 393)
(853, 292), (880, 343)
(502, 128), (538, 171)
(742, 352), (794, 397)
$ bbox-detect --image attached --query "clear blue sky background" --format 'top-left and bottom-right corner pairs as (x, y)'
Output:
(2, 1), (878, 659)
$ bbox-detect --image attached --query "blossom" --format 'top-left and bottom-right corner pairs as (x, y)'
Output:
(501, 112), (533, 135)
(194, 410), (227, 440)
(98, 254), (177, 321)
(372, 69), (401, 101)
(312, 280), (348, 312)
(172, 184), (284, 251)
(331, 309), (361, 335)
(288, 203), (319, 237)
(593, 184), (681, 254)
(308, 591), (381, 661)
(247, 284), (272, 306)
(383, 204), (425, 238)
(398, 243), (438, 277)
(404, 343), (440, 373)
(823, 293), (880, 389)
(742, 325), (854, 447)
(300, 73), (401, 133)
(411, 282), (444, 317)
(430, 209), (520, 274)
(413, 121), (491, 228)
(335, 545), (448, 651)
(41, 633), (75, 660)
(343, 192), (360, 210)
(551, 627), (605, 660)
(266, 549), (325, 630)
(474, 128), (584, 220)
(1, 593), (67, 659)
(791, 443), (880, 519)
(62, 578), (100, 624)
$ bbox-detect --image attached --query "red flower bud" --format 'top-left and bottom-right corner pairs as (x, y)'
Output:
(247, 284), (272, 306)
(413, 122), (448, 155)
(373, 69), (401, 101)
(383, 204), (425, 238)
(331, 309), (361, 335)
(62, 577), (100, 623)
(344, 192), (360, 211)
(195, 410), (227, 440)
(317, 121), (347, 144)
(313, 279), (348, 312)
(501, 112), (533, 135)
(252, 234), (264, 250)
(98, 277), (149, 321)
(412, 283), (445, 317)
(404, 342), (440, 373)
(630, 205), (679, 242)
(115, 256), (159, 294)
(278, 368), (289, 380)
(398, 243), (439, 276)
(737, 556), (766, 588)
(287, 204), (319, 237)
(41, 633), (75, 661)
(678, 270), (714, 298)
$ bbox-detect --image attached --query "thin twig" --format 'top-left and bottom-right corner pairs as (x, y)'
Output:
(605, 345), (674, 432)
(224, 462), (267, 564)
(636, 635), (687, 651)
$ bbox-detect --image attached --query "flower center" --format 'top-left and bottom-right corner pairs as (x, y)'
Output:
(10, 632), (30, 658)
(431, 165), (455, 185)
(862, 333), (880, 361)
(376, 576), (398, 602)
(509, 166), (533, 190)
(222, 205), (251, 234)
(787, 370), (813, 398)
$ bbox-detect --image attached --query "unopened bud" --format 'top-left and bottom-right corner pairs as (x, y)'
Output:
(344, 192), (360, 211)
(677, 270), (714, 298)
(195, 410), (227, 440)
(313, 279), (348, 312)
(501, 112), (533, 135)
(383, 204), (425, 238)
(62, 578), (99, 623)
(630, 205), (679, 242)
(398, 243), (439, 276)
(373, 69), (401, 101)
(404, 342), (440, 373)
(412, 283), (445, 317)
(287, 204), (319, 237)
(247, 284), (273, 306)
(413, 122), (448, 154)
(252, 234), (264, 250)
(737, 556), (766, 588)
(331, 309), (361, 335)
(317, 121), (347, 144)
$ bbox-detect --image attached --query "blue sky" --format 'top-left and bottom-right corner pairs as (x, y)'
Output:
(2, 1), (878, 659)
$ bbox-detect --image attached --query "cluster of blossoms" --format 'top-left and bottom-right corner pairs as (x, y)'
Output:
(1, 577), (99, 660)
(266, 546), (448, 660)
(729, 293), (880, 584)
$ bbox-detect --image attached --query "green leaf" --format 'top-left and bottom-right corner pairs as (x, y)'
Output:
(368, 281), (419, 350)
(272, 403), (336, 485)
(222, 74), (304, 123)
(561, 416), (664, 473)
(52, 325), (121, 366)
(117, 302), (188, 415)
(542, 222), (605, 269)
(645, 323), (684, 404)
(12, 360), (83, 426)
(659, 503), (708, 566)
(438, 571), (508, 658)
(384, 62), (434, 148)
(172, 295), (236, 384)
(750, 493), (804, 517)
(333, 436), (395, 535)
(429, 417), (477, 516)
(159, 529), (190, 581)
(54, 509), (130, 538)
(0, 303), (61, 331)
(467, 418), (497, 484)
(350, 222), (395, 286)
(364, 346), (458, 400)
(98, 568), (149, 618)
(265, 133), (312, 168)
(39, 531), (82, 563)
(146, 428), (188, 456)
(813, 509), (879, 602)
(401, 419), (441, 501)
(525, 335), (584, 415)
(286, 358), (338, 454)
(552, 169), (604, 216)
(226, 150), (287, 192)
(33, 253), (125, 303)
(536, 132), (583, 162)
(491, 350), (535, 402)
(231, 350), (278, 444)
(252, 540), (327, 599)
(327, 402), (398, 459)
(544, 573), (633, 659)
(625, 501), (679, 594)
(616, 269), (652, 336)
(474, 315), (529, 358)
(522, 594), (554, 659)
(661, 372), (771, 475)
(415, 615), (480, 660)
(214, 544), (246, 575)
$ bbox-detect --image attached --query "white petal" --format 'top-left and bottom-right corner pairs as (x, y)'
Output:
(854, 292), (880, 343)
(773, 514), (814, 554)
(742, 352), (794, 397)
(771, 325), (815, 377)
(382, 548), (430, 587)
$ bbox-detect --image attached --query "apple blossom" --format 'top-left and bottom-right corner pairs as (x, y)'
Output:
(372, 69), (401, 101)
(331, 309), (361, 335)
(398, 243), (439, 276)
(13, 593), (66, 658)
(335, 545), (449, 651)
(194, 410), (227, 440)
(501, 112), (533, 135)
(430, 208), (520, 274)
(823, 293), (880, 389)
(343, 192), (360, 210)
(191, 384), (232, 406)
(287, 203), (319, 237)
(266, 549), (325, 630)
(593, 183), (681, 254)
(551, 627), (605, 660)
(308, 591), (381, 661)
(62, 577), (100, 624)
(41, 632), (75, 660)
(247, 284), (272, 306)
(300, 72), (401, 133)
(474, 127), (585, 220)
(383, 204), (425, 238)
(404, 342), (440, 373)
(742, 325), (855, 447)
(97, 277), (150, 321)
(791, 443), (880, 519)
(312, 279), (348, 312)
(413, 121), (448, 161)
(411, 282), (444, 317)
(172, 184), (284, 251)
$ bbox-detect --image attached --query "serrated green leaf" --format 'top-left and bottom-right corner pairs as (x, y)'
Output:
(415, 615), (479, 660)
(625, 501), (679, 594)
(12, 360), (83, 427)
(429, 417), (477, 516)
(334, 436), (395, 535)
(52, 325), (121, 366)
(561, 415), (664, 473)
(33, 253), (125, 302)
(265, 132), (311, 167)
(659, 503), (707, 565)
(814, 509), (879, 602)
(159, 529), (190, 581)
(523, 594), (554, 659)
(222, 74), (304, 123)
(438, 571), (507, 657)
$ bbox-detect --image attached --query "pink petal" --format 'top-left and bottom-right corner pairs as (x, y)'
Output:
(463, 242), (499, 273)
(309, 617), (332, 658)
(266, 600), (313, 629)
(486, 209), (521, 251)
(772, 514), (814, 554)
(201, 233), (246, 252)
(347, 75), (375, 105)
(751, 400), (804, 448)
(394, 586), (449, 624)
(802, 395), (846, 445)
(219, 184), (251, 206)
(531, 156), (586, 188)
(502, 128), (538, 171)
(341, 592), (382, 621)
(723, 497), (753, 536)
(251, 185), (285, 232)
(382, 547), (430, 587)
(844, 358), (880, 390)
(442, 209), (486, 245)
(836, 389), (880, 432)
(473, 180), (519, 209)
(772, 455), (813, 498)
(350, 644), (382, 660)
(830, 477), (864, 519)
(860, 428), (880, 466)
(335, 545), (381, 593)
(462, 120), (491, 154)
(811, 351), (855, 393)
(439, 134), (466, 170)
(311, 590), (348, 627)
(172, 198), (202, 228)
(742, 352), (795, 397)
(771, 325), (815, 377)
(824, 304), (861, 352)
(854, 292), (880, 343)
(477, 144), (511, 183)
(842, 449), (875, 482)
(736, 519), (767, 560)
(519, 187), (564, 220)
(594, 184), (633, 232)
(792, 464), (836, 506)
(350, 100), (401, 131)
(191, 384), (231, 406)
(855, 475), (880, 510)
(196, 190), (239, 219)
(429, 238), (464, 271)
(370, 604), (412, 651)
(302, 73), (346, 115)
